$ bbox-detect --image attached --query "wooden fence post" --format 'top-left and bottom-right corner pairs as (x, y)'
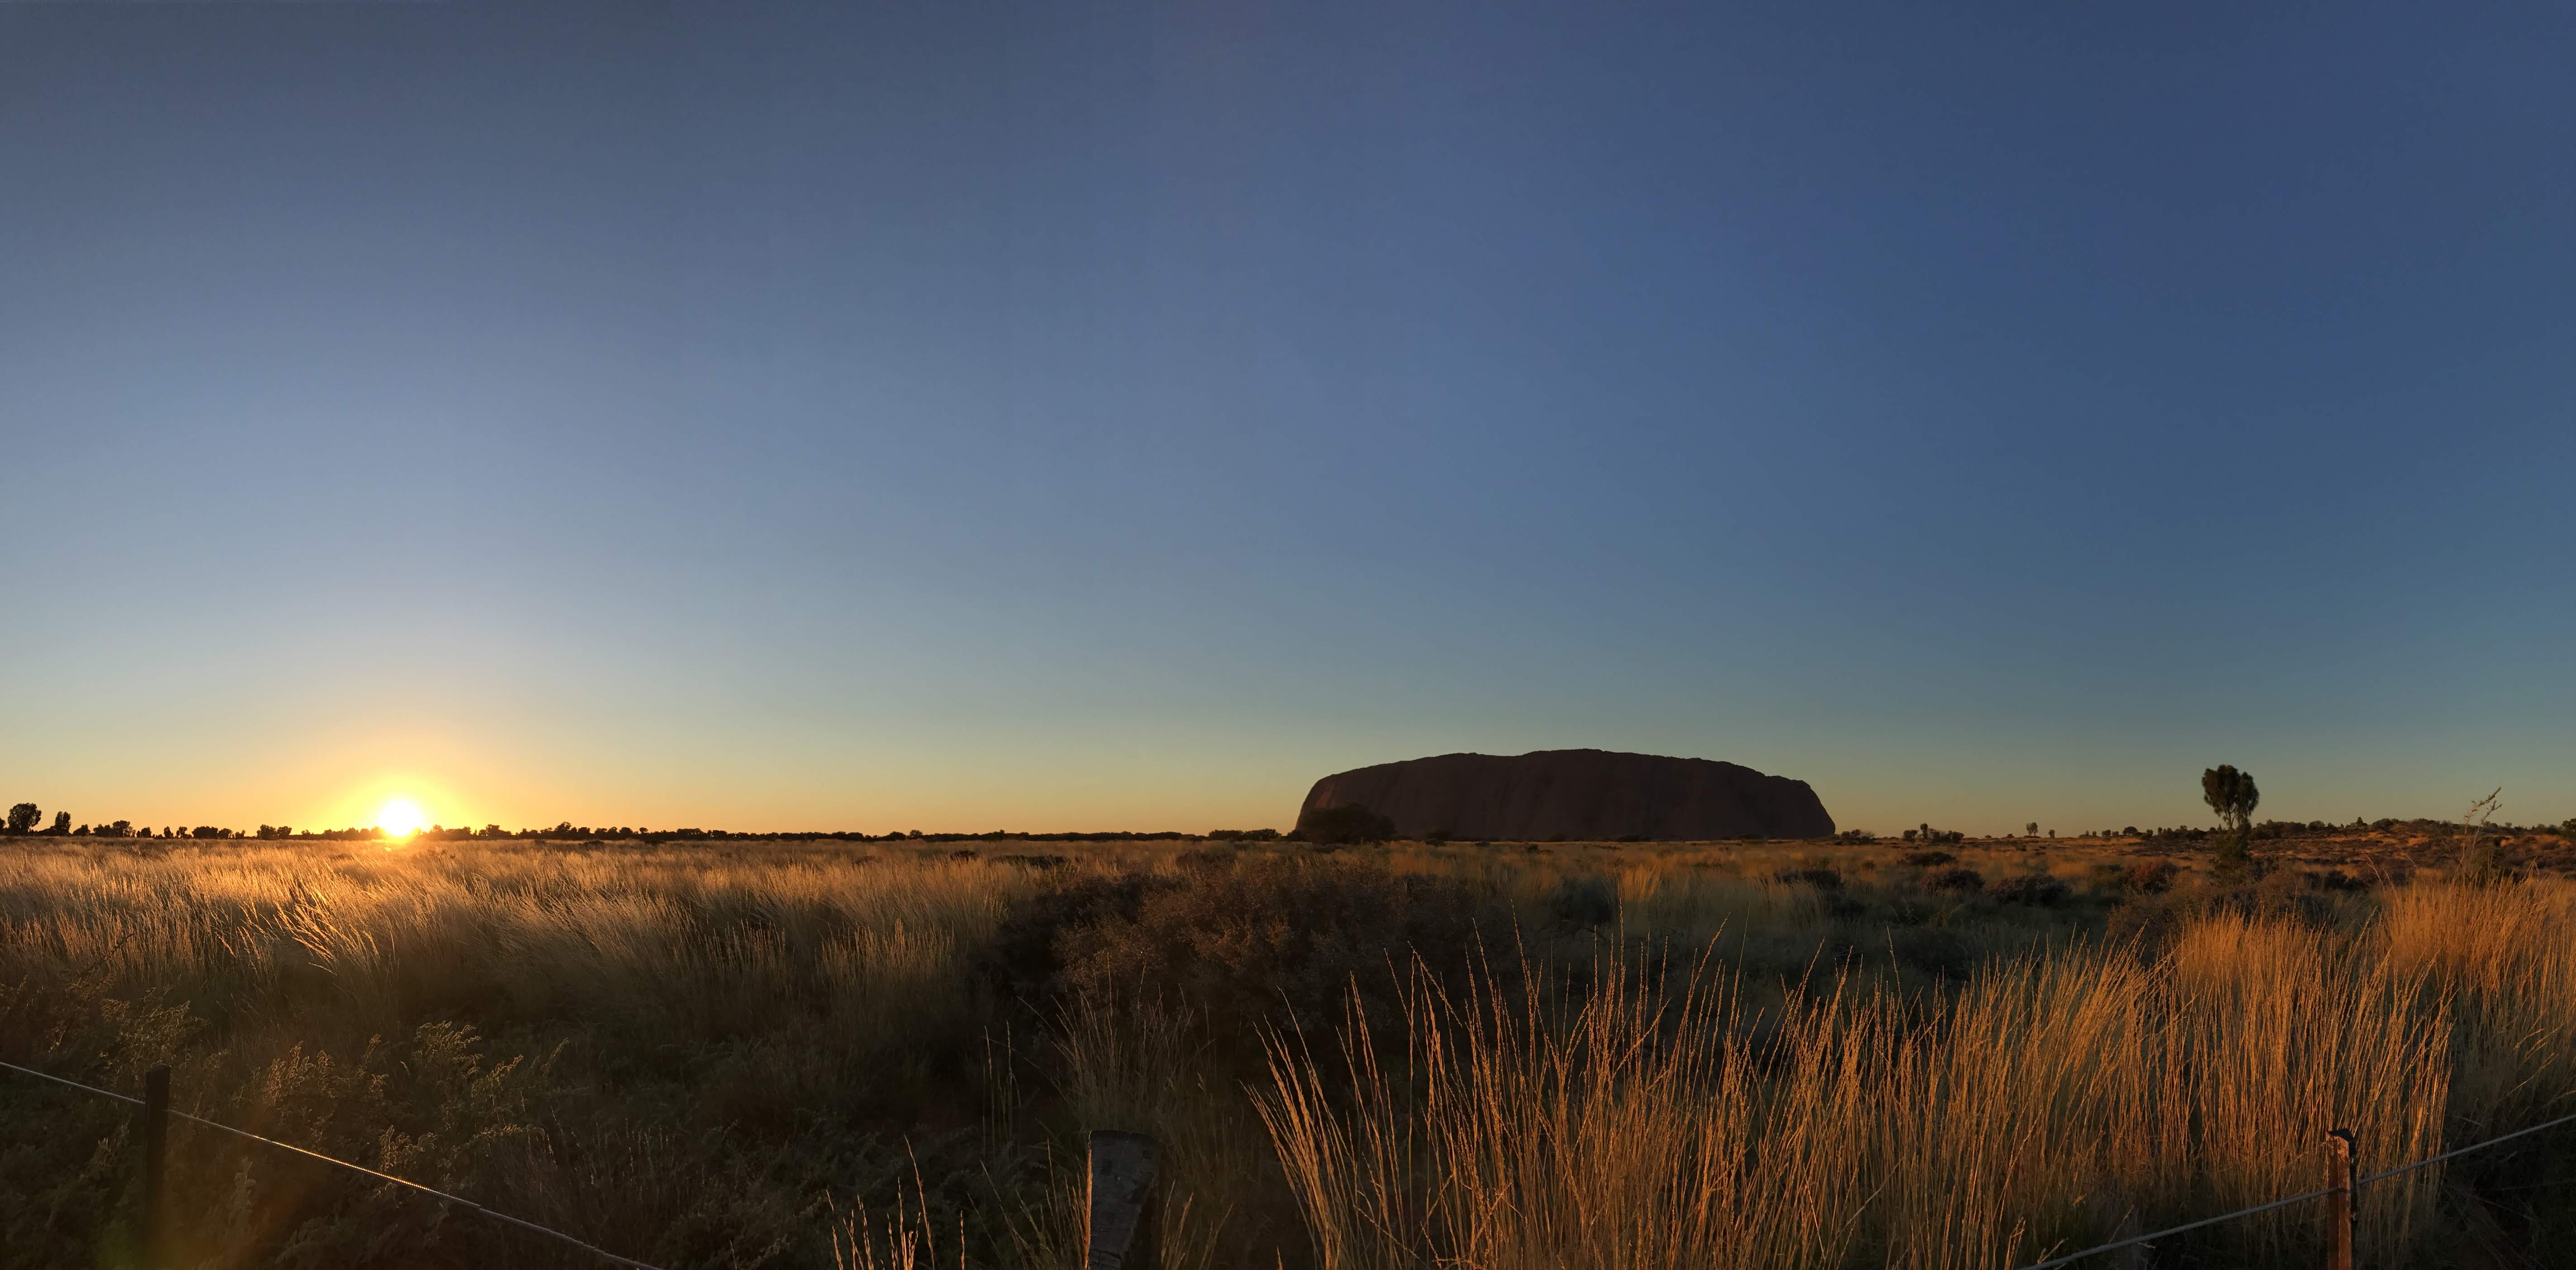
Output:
(2324, 1128), (2355, 1270)
(1085, 1130), (1159, 1270)
(140, 1063), (170, 1270)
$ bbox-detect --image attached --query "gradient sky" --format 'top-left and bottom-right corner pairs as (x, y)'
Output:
(5, 1), (2570, 836)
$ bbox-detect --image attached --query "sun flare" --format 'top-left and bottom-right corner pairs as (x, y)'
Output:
(375, 798), (427, 837)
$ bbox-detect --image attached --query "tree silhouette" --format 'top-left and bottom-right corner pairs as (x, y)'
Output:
(2202, 764), (2259, 874)
(5, 803), (36, 834)
(1299, 804), (1398, 845)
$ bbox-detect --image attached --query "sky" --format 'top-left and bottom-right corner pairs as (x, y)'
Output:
(4, 1), (2570, 837)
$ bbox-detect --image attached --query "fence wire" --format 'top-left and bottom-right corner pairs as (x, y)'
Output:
(2015, 1106), (2576, 1270)
(13, 1053), (2573, 1270)
(1, 1058), (669, 1270)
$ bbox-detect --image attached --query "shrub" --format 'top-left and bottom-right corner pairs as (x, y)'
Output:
(1051, 859), (1494, 1031)
(1772, 867), (1843, 892)
(1546, 875), (1619, 928)
(995, 853), (1072, 869)
(980, 861), (1499, 1035)
(2112, 875), (2347, 947)
(1298, 805), (1397, 846)
(1889, 926), (1976, 978)
(1988, 874), (2071, 906)
(1900, 850), (1957, 867)
(974, 872), (1179, 1000)
(2124, 861), (2182, 894)
(1924, 867), (1985, 895)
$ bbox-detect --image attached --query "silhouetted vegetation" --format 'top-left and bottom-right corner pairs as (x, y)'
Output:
(1295, 803), (1398, 845)
(2202, 763), (2260, 877)
(1772, 866), (1843, 891)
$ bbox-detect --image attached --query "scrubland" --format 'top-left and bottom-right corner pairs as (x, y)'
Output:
(2, 833), (2571, 1269)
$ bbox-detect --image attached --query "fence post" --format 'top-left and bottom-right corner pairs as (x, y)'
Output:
(2324, 1128), (2355, 1270)
(1085, 1129), (1159, 1270)
(139, 1063), (170, 1269)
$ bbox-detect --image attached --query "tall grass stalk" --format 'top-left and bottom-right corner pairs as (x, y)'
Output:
(1259, 909), (2484, 1270)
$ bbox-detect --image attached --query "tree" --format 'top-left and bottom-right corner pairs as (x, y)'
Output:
(5, 803), (35, 834)
(47, 811), (69, 835)
(2025, 821), (2039, 837)
(2202, 764), (2260, 875)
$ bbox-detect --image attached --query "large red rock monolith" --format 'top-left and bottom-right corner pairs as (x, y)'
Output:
(1296, 749), (1834, 841)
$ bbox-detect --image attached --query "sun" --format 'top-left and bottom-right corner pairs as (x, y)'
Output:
(376, 798), (428, 838)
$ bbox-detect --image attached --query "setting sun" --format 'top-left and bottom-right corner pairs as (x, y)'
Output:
(375, 798), (427, 837)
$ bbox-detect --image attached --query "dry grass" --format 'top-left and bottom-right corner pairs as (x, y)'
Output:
(1, 835), (2570, 1268)
(1256, 908), (2496, 1270)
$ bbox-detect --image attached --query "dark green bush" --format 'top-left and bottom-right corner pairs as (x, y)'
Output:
(1924, 867), (1984, 895)
(973, 872), (1179, 1000)
(1987, 874), (2070, 906)
(1890, 927), (1976, 978)
(1004, 860), (1497, 1032)
(1297, 805), (1398, 846)
(1546, 875), (1619, 928)
(1772, 867), (1843, 891)
(2124, 861), (2181, 894)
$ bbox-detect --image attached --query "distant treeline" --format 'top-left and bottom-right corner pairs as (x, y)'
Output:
(8, 800), (2570, 846)
(0, 806), (1239, 844)
(2066, 817), (2575, 842)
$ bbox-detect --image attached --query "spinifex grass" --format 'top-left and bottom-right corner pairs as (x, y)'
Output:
(0, 836), (2569, 1268)
(1258, 905), (2544, 1270)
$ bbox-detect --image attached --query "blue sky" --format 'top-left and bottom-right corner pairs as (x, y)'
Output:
(4, 1), (2569, 835)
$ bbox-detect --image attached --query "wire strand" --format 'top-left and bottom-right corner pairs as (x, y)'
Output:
(2357, 1108), (2576, 1185)
(17, 1054), (2570, 1270)
(0, 1059), (142, 1105)
(2014, 1186), (2336, 1270)
(1, 1060), (667, 1270)
(2018, 1105), (2576, 1269)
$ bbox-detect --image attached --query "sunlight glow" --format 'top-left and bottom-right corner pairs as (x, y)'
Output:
(376, 798), (427, 838)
